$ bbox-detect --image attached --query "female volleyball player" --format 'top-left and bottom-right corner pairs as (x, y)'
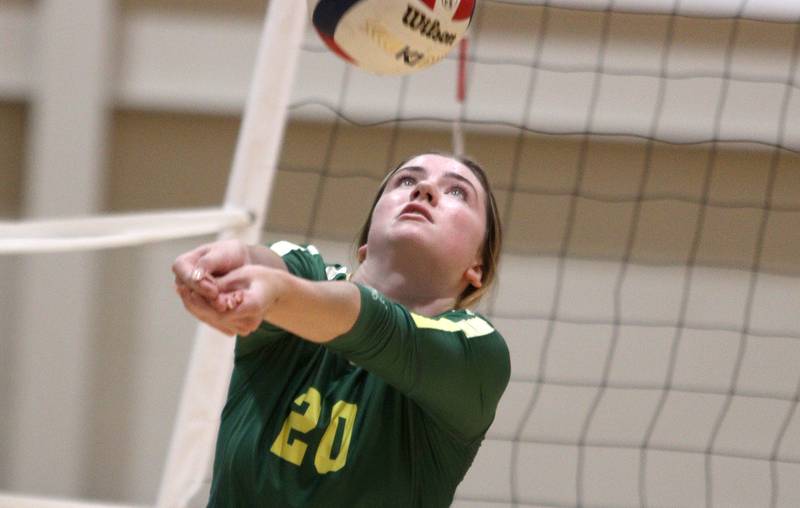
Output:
(173, 153), (509, 507)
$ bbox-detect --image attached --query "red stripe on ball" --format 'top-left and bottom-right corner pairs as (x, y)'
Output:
(420, 0), (436, 9)
(315, 29), (356, 64)
(452, 0), (474, 20)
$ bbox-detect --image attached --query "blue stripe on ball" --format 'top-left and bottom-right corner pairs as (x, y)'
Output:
(312, 0), (364, 37)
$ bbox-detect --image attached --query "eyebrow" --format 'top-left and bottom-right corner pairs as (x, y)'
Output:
(397, 165), (479, 195)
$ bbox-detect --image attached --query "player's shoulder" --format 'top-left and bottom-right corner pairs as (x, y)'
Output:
(449, 309), (510, 382)
(415, 308), (510, 380)
(268, 240), (348, 281)
(269, 240), (320, 257)
(411, 307), (503, 341)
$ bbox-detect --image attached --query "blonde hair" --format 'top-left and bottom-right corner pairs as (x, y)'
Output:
(355, 153), (503, 309)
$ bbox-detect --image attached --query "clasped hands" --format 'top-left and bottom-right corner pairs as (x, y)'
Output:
(172, 239), (281, 336)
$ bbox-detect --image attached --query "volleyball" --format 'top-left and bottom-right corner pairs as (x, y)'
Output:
(311, 0), (475, 75)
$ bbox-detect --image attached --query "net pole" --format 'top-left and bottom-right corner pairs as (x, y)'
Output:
(155, 1), (307, 506)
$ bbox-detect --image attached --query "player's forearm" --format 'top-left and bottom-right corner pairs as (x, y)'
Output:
(264, 271), (361, 343)
(247, 244), (288, 271)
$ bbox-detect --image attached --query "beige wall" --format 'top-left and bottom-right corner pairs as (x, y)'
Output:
(106, 112), (800, 275)
(0, 102), (26, 482)
(106, 110), (232, 211)
(0, 102), (25, 218)
(120, 0), (267, 17)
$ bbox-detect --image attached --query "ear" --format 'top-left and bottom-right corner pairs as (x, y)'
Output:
(464, 262), (483, 289)
(357, 244), (367, 263)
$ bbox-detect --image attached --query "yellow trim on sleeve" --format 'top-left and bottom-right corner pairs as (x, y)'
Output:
(411, 313), (495, 338)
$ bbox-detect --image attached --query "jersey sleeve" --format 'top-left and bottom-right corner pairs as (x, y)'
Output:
(269, 240), (348, 282)
(326, 284), (511, 441)
(235, 241), (348, 359)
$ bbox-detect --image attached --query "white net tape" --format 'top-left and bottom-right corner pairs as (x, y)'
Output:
(0, 208), (251, 254)
(0, 494), (143, 508)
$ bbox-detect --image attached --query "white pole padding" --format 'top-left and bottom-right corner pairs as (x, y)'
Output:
(0, 208), (251, 254)
(156, 1), (308, 507)
(0, 493), (145, 508)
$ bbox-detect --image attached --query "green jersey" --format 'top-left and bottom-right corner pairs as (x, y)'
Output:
(208, 241), (510, 508)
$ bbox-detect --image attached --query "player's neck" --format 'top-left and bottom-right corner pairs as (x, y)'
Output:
(351, 257), (461, 316)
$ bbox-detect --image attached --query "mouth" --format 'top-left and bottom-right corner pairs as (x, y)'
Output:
(398, 203), (433, 223)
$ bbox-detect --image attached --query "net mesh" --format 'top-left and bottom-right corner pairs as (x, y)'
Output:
(275, 1), (800, 507)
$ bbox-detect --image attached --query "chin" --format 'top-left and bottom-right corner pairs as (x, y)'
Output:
(380, 229), (431, 257)
(388, 224), (431, 244)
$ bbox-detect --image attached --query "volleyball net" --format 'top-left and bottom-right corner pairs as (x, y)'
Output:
(2, 0), (800, 507)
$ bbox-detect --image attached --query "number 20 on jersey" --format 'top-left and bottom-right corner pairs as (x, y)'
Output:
(270, 387), (358, 474)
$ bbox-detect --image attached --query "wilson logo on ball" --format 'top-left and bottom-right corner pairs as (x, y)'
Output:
(402, 5), (457, 45)
(312, 0), (476, 75)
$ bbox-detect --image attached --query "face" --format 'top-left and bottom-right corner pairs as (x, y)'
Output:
(361, 154), (488, 289)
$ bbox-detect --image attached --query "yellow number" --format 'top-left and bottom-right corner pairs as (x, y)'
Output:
(314, 400), (358, 474)
(269, 387), (358, 474)
(269, 387), (321, 466)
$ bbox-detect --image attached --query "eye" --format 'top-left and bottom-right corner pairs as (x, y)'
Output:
(398, 175), (416, 187)
(447, 185), (468, 200)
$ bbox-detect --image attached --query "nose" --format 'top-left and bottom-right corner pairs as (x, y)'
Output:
(411, 180), (439, 206)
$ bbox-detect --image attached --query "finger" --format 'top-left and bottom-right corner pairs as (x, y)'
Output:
(173, 262), (219, 298)
(172, 245), (209, 283)
(210, 294), (228, 314)
(176, 284), (197, 305)
(174, 277), (194, 299)
(173, 247), (222, 300)
(194, 241), (245, 282)
(211, 290), (242, 313)
(196, 246), (235, 275)
(179, 291), (210, 325)
(187, 262), (219, 300)
(175, 283), (188, 298)
(183, 290), (232, 330)
(233, 291), (267, 319)
(229, 290), (245, 310)
(187, 289), (221, 316)
(177, 282), (217, 310)
(178, 288), (213, 321)
(184, 290), (250, 337)
(207, 294), (261, 335)
(214, 267), (250, 293)
(194, 275), (220, 301)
